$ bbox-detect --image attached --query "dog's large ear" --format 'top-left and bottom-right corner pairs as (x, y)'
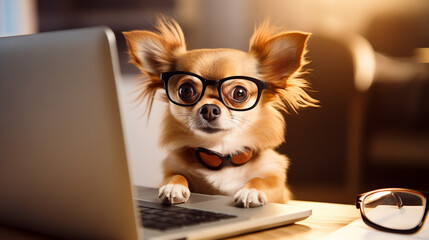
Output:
(123, 17), (186, 76)
(123, 17), (186, 116)
(249, 21), (318, 113)
(249, 23), (309, 86)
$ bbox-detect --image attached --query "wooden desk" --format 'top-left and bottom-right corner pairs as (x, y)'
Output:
(0, 201), (360, 239)
(228, 200), (360, 240)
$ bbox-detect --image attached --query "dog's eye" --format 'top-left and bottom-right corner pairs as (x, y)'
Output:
(231, 86), (248, 103)
(178, 83), (196, 102)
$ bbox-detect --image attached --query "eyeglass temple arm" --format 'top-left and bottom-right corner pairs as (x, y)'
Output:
(392, 192), (404, 209)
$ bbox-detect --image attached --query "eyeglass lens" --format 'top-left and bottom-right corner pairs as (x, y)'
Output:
(167, 74), (203, 105)
(362, 190), (426, 230)
(166, 73), (260, 110)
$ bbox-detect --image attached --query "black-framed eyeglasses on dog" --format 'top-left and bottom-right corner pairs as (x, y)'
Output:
(160, 71), (269, 111)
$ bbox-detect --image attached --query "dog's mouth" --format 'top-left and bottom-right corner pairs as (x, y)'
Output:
(199, 127), (224, 134)
(192, 120), (227, 134)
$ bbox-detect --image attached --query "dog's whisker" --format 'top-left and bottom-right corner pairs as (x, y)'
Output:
(230, 114), (251, 124)
(176, 113), (193, 117)
(223, 119), (243, 131)
(185, 120), (197, 132)
(230, 115), (256, 131)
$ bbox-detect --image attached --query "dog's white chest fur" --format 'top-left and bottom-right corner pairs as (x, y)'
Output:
(195, 166), (250, 196)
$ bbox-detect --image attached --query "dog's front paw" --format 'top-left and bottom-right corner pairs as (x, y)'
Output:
(158, 184), (190, 205)
(234, 188), (267, 208)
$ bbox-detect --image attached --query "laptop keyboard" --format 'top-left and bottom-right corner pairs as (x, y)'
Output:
(137, 200), (237, 231)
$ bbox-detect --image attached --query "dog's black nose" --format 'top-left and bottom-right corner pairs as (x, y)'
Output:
(199, 104), (221, 122)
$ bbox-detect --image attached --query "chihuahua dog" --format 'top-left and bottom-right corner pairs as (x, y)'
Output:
(123, 17), (317, 208)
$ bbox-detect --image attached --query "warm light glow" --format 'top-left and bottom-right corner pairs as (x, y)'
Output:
(350, 34), (376, 92)
(415, 48), (429, 63)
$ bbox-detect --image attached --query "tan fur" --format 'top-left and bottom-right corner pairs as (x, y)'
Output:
(162, 174), (189, 188)
(123, 17), (318, 207)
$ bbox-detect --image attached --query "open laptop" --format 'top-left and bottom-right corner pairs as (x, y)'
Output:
(0, 27), (311, 240)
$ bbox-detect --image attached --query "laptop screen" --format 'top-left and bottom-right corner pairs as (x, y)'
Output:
(0, 27), (139, 239)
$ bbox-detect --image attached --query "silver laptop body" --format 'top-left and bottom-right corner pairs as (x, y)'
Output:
(0, 27), (311, 240)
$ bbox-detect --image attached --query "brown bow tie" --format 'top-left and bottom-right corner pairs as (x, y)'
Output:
(194, 147), (255, 170)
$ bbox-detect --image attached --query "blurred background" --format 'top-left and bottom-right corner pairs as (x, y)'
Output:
(1, 0), (428, 204)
